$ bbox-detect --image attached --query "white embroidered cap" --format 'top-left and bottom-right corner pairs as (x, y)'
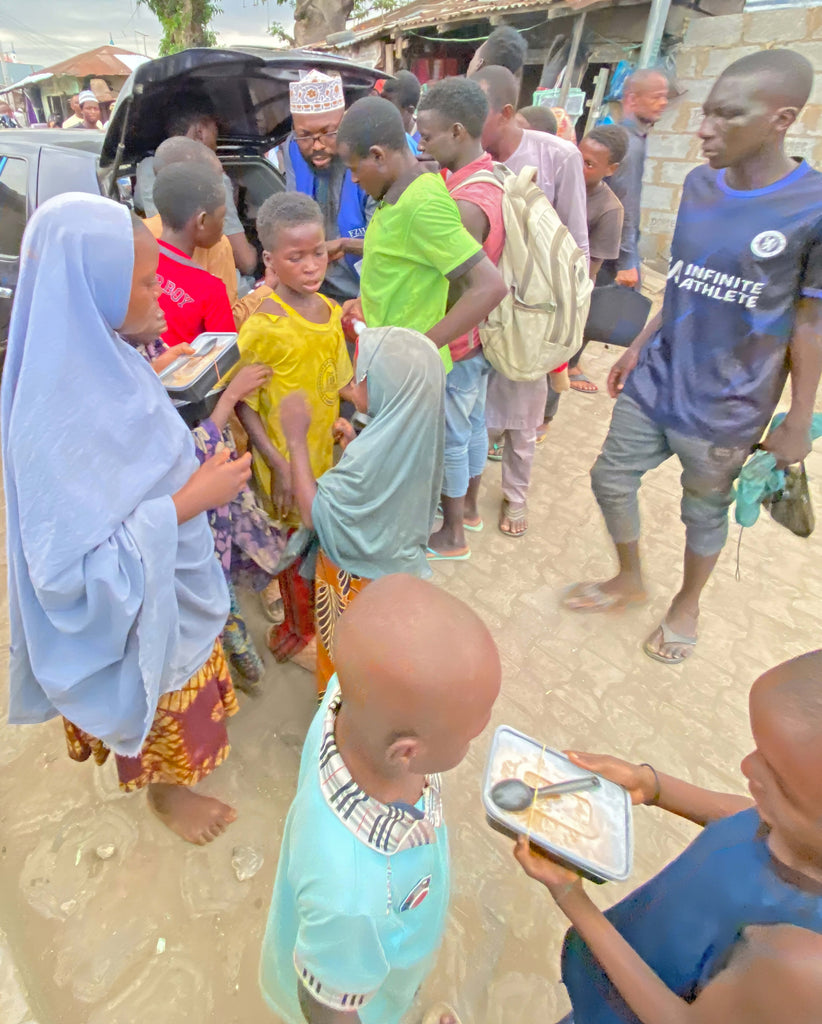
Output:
(78, 90), (98, 107)
(289, 69), (345, 115)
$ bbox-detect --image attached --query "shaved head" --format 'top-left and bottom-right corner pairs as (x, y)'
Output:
(743, 650), (822, 869)
(753, 650), (822, 734)
(623, 69), (669, 97)
(154, 135), (221, 174)
(470, 64), (519, 113)
(335, 575), (501, 775)
(719, 48), (813, 110)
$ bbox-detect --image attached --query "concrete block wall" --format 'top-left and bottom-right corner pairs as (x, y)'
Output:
(639, 4), (822, 266)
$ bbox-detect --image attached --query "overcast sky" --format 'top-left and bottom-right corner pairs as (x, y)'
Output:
(1, 1), (295, 68)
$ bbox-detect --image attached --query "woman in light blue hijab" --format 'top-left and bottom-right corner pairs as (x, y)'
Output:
(2, 193), (251, 845)
(279, 325), (445, 693)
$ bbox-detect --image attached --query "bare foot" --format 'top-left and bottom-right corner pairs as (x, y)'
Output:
(499, 499), (528, 537)
(428, 523), (468, 556)
(148, 783), (237, 845)
(290, 635), (318, 673)
(421, 1002), (463, 1024)
(563, 576), (647, 612)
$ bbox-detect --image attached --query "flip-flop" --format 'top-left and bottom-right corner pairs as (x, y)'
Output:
(488, 443), (503, 462)
(464, 518), (484, 533)
(643, 620), (697, 665)
(499, 499), (528, 538)
(569, 372), (599, 394)
(535, 427), (551, 446)
(426, 545), (471, 562)
(562, 581), (646, 613)
(421, 1003), (463, 1024)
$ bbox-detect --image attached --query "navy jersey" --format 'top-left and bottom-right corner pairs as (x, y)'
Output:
(625, 161), (822, 446)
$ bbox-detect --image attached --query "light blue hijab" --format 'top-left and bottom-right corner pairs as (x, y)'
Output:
(312, 326), (445, 579)
(2, 193), (229, 757)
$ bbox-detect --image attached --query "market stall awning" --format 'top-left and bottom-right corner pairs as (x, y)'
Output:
(0, 71), (52, 95)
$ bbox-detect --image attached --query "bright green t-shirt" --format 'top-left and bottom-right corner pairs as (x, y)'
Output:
(360, 172), (482, 365)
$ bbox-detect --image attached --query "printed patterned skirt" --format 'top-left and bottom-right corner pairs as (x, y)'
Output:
(63, 640), (238, 793)
(314, 549), (371, 698)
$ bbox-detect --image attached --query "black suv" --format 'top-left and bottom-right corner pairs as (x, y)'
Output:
(0, 46), (382, 356)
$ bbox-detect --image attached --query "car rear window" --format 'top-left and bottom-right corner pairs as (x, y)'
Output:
(0, 155), (27, 259)
(37, 146), (101, 207)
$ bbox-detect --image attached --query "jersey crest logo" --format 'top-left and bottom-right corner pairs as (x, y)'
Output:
(399, 875), (431, 912)
(750, 230), (786, 259)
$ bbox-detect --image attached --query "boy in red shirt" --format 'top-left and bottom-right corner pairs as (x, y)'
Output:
(153, 162), (235, 347)
(416, 77), (505, 560)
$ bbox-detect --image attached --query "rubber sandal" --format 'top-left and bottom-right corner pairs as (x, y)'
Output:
(569, 372), (598, 394)
(488, 443), (503, 462)
(421, 1003), (463, 1024)
(535, 426), (551, 446)
(642, 621), (697, 665)
(562, 581), (646, 613)
(426, 545), (471, 562)
(498, 499), (528, 538)
(464, 519), (483, 533)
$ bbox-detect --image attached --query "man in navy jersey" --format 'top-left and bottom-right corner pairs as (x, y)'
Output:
(565, 49), (822, 665)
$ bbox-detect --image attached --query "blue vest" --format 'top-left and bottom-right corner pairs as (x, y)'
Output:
(288, 138), (368, 274)
(562, 808), (822, 1022)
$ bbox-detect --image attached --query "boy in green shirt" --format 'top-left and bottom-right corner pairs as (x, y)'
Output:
(336, 96), (506, 368)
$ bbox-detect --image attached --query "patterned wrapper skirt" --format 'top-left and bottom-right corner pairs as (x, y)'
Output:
(314, 549), (371, 697)
(63, 640), (238, 792)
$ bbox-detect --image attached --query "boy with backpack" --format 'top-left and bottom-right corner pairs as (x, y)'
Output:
(416, 78), (503, 560)
(471, 65), (591, 537)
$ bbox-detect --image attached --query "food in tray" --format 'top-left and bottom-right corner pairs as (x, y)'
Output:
(161, 335), (236, 390)
(484, 727), (632, 882)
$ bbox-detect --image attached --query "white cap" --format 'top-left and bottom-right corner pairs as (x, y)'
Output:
(289, 70), (344, 115)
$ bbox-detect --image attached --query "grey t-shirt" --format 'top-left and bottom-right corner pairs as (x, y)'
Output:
(135, 156), (244, 236)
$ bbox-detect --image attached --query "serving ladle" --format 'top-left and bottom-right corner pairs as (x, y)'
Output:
(490, 774), (600, 812)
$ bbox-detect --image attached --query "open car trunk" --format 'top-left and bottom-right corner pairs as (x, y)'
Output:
(99, 47), (384, 196)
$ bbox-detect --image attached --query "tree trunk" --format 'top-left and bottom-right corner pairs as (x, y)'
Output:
(293, 0), (355, 46)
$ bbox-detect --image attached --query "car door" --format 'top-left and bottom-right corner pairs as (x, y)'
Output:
(0, 152), (30, 353)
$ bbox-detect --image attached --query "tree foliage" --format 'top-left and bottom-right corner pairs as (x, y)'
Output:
(139, 0), (222, 56)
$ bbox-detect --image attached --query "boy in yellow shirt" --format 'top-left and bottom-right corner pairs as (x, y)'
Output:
(236, 192), (354, 670)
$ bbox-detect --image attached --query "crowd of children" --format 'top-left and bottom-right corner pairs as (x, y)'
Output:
(3, 32), (822, 1024)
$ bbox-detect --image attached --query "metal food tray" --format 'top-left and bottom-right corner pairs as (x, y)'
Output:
(482, 725), (633, 884)
(159, 332), (239, 405)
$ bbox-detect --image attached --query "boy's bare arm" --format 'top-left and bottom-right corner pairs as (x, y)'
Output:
(235, 402), (289, 477)
(568, 752), (753, 827)
(761, 296), (822, 467)
(338, 377), (357, 405)
(518, 863), (822, 1024)
(426, 254), (507, 351)
(688, 925), (822, 1024)
(652, 770), (753, 827)
(298, 984), (361, 1024)
(280, 393), (317, 529)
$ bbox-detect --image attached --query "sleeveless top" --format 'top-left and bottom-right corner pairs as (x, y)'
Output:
(447, 153), (506, 363)
(562, 808), (822, 1022)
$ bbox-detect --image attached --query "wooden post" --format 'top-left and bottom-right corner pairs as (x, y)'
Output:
(583, 66), (610, 136)
(558, 10), (586, 109)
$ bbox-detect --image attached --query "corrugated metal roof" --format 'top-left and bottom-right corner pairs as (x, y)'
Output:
(331, 0), (599, 46)
(36, 45), (147, 80)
